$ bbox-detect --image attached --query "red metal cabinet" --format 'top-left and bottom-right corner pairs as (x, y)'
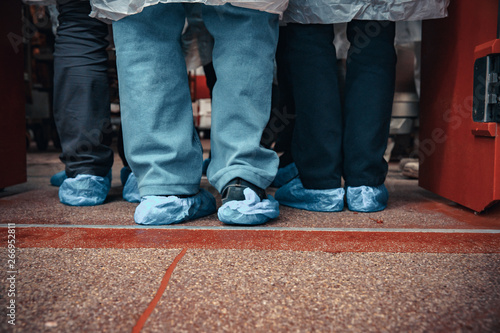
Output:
(420, 0), (500, 212)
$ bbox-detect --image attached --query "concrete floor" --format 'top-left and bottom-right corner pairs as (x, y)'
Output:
(1, 142), (499, 332)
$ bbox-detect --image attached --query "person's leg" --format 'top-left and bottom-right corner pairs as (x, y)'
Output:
(117, 124), (140, 203)
(53, 0), (113, 178)
(274, 23), (345, 212)
(201, 61), (215, 175)
(113, 3), (202, 197)
(286, 24), (343, 190)
(201, 4), (279, 192)
(113, 4), (215, 224)
(53, 0), (113, 205)
(202, 4), (280, 225)
(343, 20), (396, 212)
(203, 62), (216, 98)
(269, 25), (298, 188)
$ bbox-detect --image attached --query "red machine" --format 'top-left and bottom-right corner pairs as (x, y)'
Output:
(420, 0), (500, 212)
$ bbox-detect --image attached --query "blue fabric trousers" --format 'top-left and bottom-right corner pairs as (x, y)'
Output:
(113, 3), (279, 196)
(286, 21), (396, 189)
(53, 0), (113, 178)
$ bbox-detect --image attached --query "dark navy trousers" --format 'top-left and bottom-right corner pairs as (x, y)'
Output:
(53, 0), (113, 178)
(285, 21), (396, 189)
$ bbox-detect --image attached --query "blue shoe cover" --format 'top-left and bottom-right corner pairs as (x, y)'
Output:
(346, 184), (388, 212)
(120, 166), (132, 187)
(134, 189), (216, 225)
(59, 171), (112, 206)
(218, 188), (280, 225)
(271, 163), (299, 188)
(50, 170), (67, 187)
(275, 177), (344, 212)
(202, 158), (211, 175)
(123, 172), (140, 203)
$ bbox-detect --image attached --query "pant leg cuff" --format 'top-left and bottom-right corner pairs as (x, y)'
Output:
(210, 166), (275, 193)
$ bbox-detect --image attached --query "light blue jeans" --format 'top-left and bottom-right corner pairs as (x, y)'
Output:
(113, 3), (279, 196)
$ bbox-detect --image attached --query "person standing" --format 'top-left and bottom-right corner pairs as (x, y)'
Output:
(49, 0), (139, 205)
(275, 0), (449, 212)
(90, 1), (288, 225)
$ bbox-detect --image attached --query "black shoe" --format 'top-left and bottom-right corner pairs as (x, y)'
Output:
(221, 178), (266, 205)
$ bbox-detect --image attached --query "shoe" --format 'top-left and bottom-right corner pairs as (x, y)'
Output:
(218, 178), (279, 225)
(402, 162), (419, 179)
(120, 166), (132, 186)
(59, 170), (112, 206)
(346, 184), (388, 212)
(270, 163), (299, 188)
(50, 170), (67, 187)
(134, 189), (216, 225)
(221, 178), (266, 204)
(275, 177), (344, 212)
(398, 158), (417, 171)
(123, 172), (140, 203)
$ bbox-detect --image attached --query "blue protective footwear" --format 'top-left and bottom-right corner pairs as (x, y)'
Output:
(346, 184), (389, 212)
(270, 163), (299, 188)
(59, 171), (112, 206)
(218, 187), (280, 226)
(50, 170), (68, 187)
(123, 172), (140, 203)
(275, 177), (345, 212)
(120, 166), (132, 186)
(134, 189), (216, 225)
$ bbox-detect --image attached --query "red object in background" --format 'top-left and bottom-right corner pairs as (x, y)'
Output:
(189, 73), (210, 101)
(194, 75), (210, 100)
(0, 2), (27, 189)
(419, 0), (500, 212)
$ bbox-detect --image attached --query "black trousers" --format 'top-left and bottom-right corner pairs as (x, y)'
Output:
(53, 0), (113, 177)
(285, 21), (396, 189)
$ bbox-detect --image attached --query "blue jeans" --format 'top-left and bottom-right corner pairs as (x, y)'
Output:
(53, 0), (113, 177)
(113, 3), (279, 196)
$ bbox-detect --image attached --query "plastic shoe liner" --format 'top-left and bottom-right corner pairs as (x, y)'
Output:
(218, 187), (279, 225)
(270, 162), (299, 188)
(346, 184), (388, 212)
(134, 189), (216, 225)
(120, 166), (132, 186)
(275, 177), (344, 212)
(59, 171), (112, 206)
(50, 170), (68, 187)
(123, 172), (140, 203)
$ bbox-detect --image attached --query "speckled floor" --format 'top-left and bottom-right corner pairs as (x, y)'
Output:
(0, 143), (499, 332)
(2, 145), (500, 230)
(2, 249), (499, 332)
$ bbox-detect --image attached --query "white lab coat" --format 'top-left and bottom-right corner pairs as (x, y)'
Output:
(90, 0), (289, 21)
(283, 0), (449, 24)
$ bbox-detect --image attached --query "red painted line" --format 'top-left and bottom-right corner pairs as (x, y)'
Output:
(132, 248), (187, 333)
(4, 228), (500, 253)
